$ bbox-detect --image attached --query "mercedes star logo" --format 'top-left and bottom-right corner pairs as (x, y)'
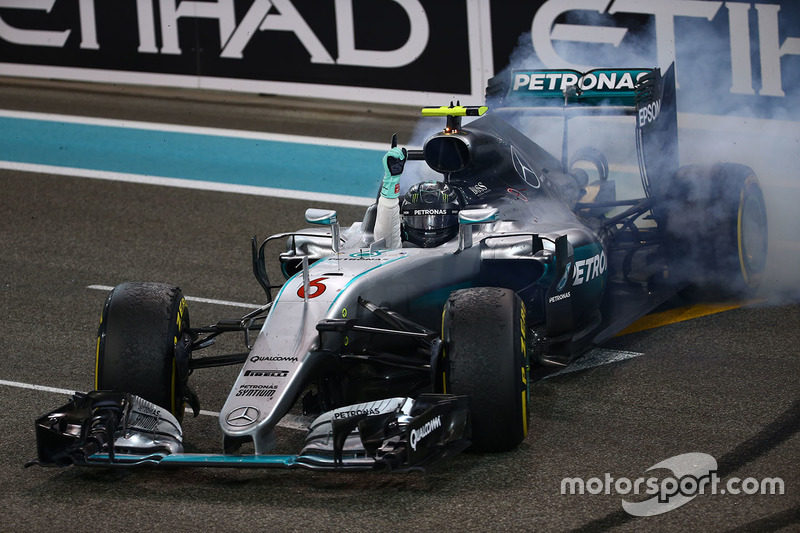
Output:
(226, 406), (260, 427)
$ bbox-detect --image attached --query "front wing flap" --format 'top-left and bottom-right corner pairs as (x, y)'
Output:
(29, 392), (471, 472)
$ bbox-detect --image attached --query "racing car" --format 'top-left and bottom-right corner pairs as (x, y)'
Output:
(30, 63), (768, 472)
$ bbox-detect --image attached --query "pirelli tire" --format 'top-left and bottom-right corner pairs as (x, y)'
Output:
(660, 163), (768, 298)
(95, 282), (192, 419)
(440, 287), (529, 453)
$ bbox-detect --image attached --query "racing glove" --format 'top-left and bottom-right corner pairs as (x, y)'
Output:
(380, 146), (407, 199)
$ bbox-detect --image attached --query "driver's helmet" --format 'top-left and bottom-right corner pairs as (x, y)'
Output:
(401, 180), (463, 247)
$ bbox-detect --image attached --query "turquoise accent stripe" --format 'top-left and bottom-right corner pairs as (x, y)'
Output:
(326, 254), (409, 311)
(0, 116), (382, 197)
(160, 454), (299, 467)
(88, 452), (300, 467)
(272, 252), (409, 312)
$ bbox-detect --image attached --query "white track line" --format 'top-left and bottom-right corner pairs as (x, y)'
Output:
(87, 285), (262, 309)
(0, 161), (374, 206)
(0, 108), (389, 151)
(542, 348), (644, 379)
(0, 378), (216, 418)
(0, 379), (79, 396)
(0, 378), (310, 431)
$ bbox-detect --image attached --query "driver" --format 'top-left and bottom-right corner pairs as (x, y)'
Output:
(400, 181), (462, 247)
(373, 147), (463, 248)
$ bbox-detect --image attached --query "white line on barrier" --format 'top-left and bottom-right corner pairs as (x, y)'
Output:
(87, 284), (262, 309)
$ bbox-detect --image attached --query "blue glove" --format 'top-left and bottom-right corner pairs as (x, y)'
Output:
(380, 147), (407, 199)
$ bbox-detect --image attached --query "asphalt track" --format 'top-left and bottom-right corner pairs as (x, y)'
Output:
(1, 78), (799, 532)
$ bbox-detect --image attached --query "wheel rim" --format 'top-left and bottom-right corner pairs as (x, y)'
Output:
(739, 183), (767, 285)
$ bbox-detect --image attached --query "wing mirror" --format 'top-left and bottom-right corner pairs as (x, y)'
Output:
(305, 208), (337, 225)
(305, 208), (340, 253)
(458, 207), (499, 250)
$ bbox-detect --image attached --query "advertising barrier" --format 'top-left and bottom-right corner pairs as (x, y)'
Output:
(0, 0), (797, 120)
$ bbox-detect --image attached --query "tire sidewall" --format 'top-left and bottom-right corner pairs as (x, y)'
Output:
(440, 287), (529, 452)
(95, 282), (189, 416)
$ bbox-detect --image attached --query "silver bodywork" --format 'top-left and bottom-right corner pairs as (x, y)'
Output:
(221, 203), (602, 453)
(36, 69), (754, 470)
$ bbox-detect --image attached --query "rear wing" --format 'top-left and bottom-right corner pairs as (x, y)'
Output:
(488, 68), (651, 109)
(485, 64), (679, 199)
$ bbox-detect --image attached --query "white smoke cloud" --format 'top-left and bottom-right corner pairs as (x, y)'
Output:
(482, 2), (800, 302)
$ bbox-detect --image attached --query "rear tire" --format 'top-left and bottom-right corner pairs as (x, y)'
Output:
(95, 282), (191, 419)
(660, 163), (768, 298)
(440, 287), (529, 452)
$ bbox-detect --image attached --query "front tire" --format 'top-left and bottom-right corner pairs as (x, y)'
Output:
(440, 287), (529, 452)
(95, 282), (192, 419)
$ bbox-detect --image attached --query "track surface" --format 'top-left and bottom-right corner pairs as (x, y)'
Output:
(1, 79), (798, 532)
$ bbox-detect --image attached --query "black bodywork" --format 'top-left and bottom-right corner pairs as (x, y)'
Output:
(395, 65), (685, 369)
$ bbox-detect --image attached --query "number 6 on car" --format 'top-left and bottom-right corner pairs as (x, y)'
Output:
(297, 277), (327, 299)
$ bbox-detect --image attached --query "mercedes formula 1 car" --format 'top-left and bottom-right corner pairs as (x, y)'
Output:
(30, 64), (768, 472)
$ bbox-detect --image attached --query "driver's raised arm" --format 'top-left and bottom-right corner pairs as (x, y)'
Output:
(373, 146), (406, 249)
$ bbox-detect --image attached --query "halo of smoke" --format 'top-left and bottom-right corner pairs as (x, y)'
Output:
(481, 4), (799, 302)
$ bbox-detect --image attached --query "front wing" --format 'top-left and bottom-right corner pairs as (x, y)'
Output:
(28, 391), (471, 472)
